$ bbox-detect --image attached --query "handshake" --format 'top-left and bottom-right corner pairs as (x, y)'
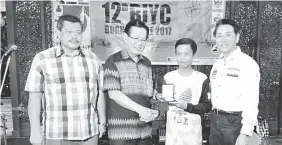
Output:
(138, 107), (159, 122)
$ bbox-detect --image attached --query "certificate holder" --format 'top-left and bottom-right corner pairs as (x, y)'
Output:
(162, 84), (175, 102)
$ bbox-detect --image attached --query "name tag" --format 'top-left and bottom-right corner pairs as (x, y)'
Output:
(227, 67), (240, 78)
(227, 67), (240, 71)
(227, 73), (239, 77)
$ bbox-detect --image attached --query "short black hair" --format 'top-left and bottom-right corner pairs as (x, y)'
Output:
(213, 19), (240, 37)
(57, 14), (83, 31)
(175, 38), (197, 55)
(124, 19), (149, 39)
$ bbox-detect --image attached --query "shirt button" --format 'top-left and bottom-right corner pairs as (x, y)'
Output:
(218, 85), (220, 87)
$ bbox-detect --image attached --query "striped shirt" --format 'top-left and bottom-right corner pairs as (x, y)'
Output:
(103, 49), (153, 140)
(25, 46), (103, 140)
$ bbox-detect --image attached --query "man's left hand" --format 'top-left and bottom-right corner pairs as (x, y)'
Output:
(235, 133), (250, 145)
(98, 124), (107, 138)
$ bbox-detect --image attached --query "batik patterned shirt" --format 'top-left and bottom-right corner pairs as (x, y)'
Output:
(103, 49), (153, 140)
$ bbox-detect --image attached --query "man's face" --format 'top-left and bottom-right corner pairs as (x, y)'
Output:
(123, 26), (147, 57)
(60, 21), (82, 50)
(175, 44), (194, 69)
(215, 24), (239, 55)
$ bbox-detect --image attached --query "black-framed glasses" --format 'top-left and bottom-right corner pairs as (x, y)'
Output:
(63, 30), (82, 36)
(127, 34), (147, 44)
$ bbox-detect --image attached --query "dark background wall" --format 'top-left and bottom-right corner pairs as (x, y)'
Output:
(4, 1), (282, 137)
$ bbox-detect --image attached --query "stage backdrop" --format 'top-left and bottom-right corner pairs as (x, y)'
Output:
(53, 0), (226, 65)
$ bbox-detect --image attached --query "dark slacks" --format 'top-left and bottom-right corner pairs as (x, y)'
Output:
(44, 135), (98, 145)
(209, 111), (243, 145)
(109, 137), (152, 145)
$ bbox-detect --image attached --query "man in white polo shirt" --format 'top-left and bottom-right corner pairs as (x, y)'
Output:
(209, 19), (260, 145)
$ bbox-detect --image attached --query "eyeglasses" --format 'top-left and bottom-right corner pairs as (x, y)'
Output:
(127, 34), (147, 44)
(63, 30), (82, 36)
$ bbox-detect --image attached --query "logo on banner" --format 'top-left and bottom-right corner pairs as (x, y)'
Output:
(213, 0), (224, 9)
(184, 1), (201, 18)
(214, 0), (223, 7)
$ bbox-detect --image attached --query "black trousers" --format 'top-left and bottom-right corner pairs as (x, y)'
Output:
(209, 111), (243, 145)
(44, 135), (98, 145)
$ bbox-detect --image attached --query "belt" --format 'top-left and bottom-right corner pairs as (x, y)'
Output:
(212, 109), (242, 116)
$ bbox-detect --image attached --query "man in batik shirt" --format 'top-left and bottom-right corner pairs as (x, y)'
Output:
(103, 19), (159, 145)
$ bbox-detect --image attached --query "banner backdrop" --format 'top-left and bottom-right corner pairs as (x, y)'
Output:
(53, 0), (226, 65)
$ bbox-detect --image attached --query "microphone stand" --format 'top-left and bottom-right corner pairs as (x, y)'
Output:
(0, 54), (11, 145)
(0, 55), (11, 97)
(1, 113), (7, 145)
(0, 49), (15, 145)
(0, 55), (4, 72)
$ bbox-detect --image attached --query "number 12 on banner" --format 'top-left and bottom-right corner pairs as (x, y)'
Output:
(102, 2), (171, 25)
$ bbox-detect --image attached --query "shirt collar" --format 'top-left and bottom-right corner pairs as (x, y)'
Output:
(120, 48), (144, 61)
(220, 46), (241, 62)
(55, 44), (86, 57)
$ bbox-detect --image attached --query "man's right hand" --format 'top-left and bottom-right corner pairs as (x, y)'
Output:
(30, 131), (43, 145)
(138, 107), (156, 122)
(155, 93), (165, 102)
